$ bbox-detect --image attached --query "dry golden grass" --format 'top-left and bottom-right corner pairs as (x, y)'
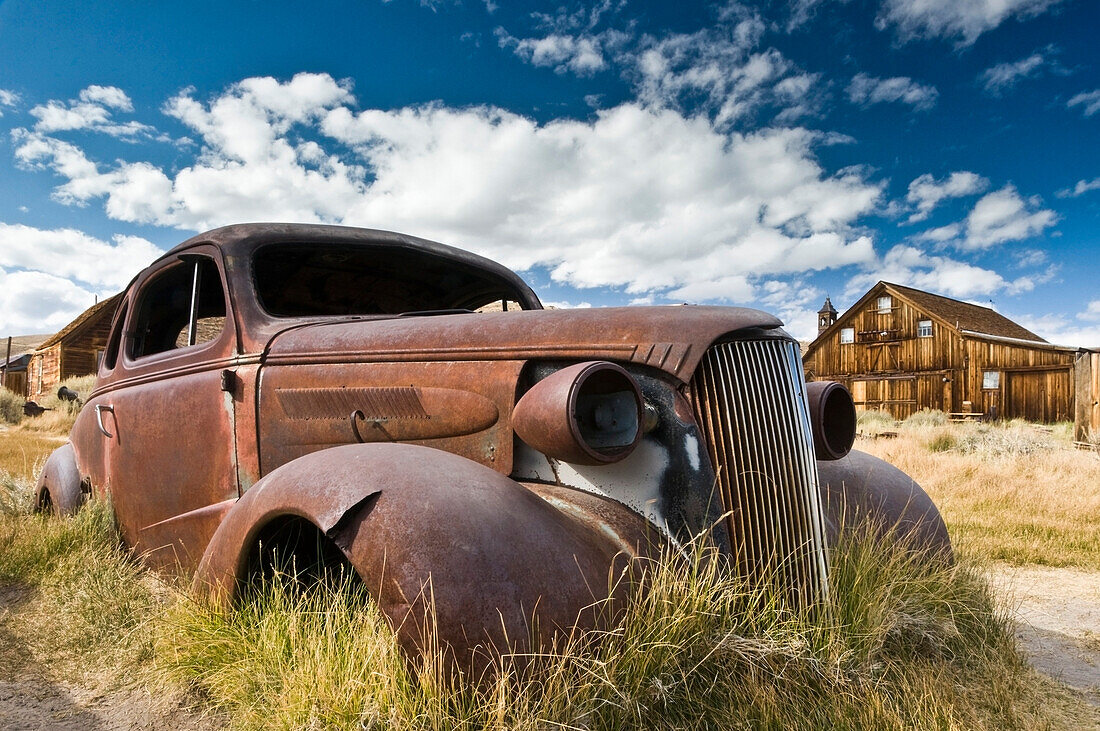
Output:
(0, 428), (64, 482)
(858, 414), (1100, 571)
(2, 408), (1098, 728)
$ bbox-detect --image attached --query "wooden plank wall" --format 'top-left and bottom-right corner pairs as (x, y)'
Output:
(962, 339), (1075, 422)
(1077, 351), (1100, 442)
(27, 317), (113, 400)
(806, 295), (963, 377)
(805, 288), (1078, 423)
(28, 349), (61, 400)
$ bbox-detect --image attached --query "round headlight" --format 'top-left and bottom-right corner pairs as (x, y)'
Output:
(806, 380), (856, 461)
(513, 361), (643, 465)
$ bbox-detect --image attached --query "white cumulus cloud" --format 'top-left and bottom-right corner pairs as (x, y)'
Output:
(846, 73), (938, 111)
(1017, 313), (1100, 348)
(845, 244), (1036, 300)
(980, 53), (1046, 94)
(1068, 90), (1100, 117)
(14, 73), (884, 305)
(1079, 300), (1100, 322)
(0, 223), (163, 332)
(0, 88), (19, 116)
(29, 84), (155, 138)
(876, 0), (1063, 46)
(0, 223), (162, 290)
(962, 185), (1057, 249)
(1056, 177), (1100, 198)
(906, 171), (988, 223)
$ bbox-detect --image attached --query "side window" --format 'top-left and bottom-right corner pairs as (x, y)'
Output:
(840, 327), (855, 344)
(101, 302), (129, 372)
(129, 258), (226, 359)
(982, 371), (1000, 390)
(917, 319), (933, 338)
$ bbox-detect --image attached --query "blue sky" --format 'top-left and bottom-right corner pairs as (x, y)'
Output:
(0, 0), (1098, 344)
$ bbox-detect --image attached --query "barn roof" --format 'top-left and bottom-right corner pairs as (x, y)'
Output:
(882, 282), (1046, 342)
(37, 293), (123, 350)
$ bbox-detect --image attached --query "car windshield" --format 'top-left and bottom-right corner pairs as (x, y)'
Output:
(253, 243), (531, 317)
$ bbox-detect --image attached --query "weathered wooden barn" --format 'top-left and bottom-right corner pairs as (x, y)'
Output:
(26, 294), (121, 400)
(803, 282), (1091, 424)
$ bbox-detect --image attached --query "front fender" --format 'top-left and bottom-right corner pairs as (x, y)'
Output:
(195, 443), (651, 667)
(817, 449), (952, 560)
(35, 443), (86, 515)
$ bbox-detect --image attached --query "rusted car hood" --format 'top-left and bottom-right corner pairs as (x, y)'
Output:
(263, 305), (784, 383)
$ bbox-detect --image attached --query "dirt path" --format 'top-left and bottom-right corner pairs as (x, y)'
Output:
(988, 563), (1100, 708)
(0, 585), (220, 731)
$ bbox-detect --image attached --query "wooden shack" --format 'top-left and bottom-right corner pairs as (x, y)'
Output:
(803, 282), (1083, 423)
(26, 294), (121, 400)
(1, 353), (32, 396)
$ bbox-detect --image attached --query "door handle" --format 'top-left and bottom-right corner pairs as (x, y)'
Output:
(95, 404), (115, 438)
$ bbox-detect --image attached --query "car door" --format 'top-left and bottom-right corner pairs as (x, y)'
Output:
(104, 247), (241, 572)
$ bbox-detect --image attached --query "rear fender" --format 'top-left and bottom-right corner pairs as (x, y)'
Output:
(195, 443), (650, 667)
(817, 449), (952, 560)
(35, 443), (87, 516)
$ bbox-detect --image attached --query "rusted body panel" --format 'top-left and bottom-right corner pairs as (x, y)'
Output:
(195, 443), (656, 668)
(817, 450), (951, 558)
(258, 359), (523, 475)
(264, 305), (782, 385)
(44, 222), (946, 667)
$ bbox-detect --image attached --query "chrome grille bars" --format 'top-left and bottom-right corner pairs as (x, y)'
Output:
(690, 339), (829, 603)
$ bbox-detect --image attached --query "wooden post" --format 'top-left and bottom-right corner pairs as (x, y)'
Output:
(3, 336), (10, 392)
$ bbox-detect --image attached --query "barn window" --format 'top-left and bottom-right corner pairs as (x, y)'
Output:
(877, 295), (892, 313)
(982, 371), (1000, 390)
(918, 319), (933, 337)
(840, 327), (855, 344)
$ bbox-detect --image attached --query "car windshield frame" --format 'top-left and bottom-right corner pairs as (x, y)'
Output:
(250, 242), (535, 319)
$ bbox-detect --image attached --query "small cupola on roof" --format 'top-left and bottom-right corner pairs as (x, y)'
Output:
(817, 296), (838, 335)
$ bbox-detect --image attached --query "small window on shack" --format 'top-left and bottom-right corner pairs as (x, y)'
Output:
(877, 296), (893, 313)
(128, 257), (226, 359)
(918, 319), (933, 338)
(982, 371), (1000, 390)
(840, 327), (855, 344)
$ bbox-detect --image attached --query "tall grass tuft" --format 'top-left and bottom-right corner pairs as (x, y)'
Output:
(904, 408), (948, 428)
(0, 387), (25, 424)
(857, 409), (896, 435)
(156, 530), (1059, 730)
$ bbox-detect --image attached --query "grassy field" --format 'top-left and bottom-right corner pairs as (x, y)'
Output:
(857, 411), (1100, 571)
(1, 404), (1098, 729)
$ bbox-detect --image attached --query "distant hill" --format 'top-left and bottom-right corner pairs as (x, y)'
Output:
(2, 334), (51, 360)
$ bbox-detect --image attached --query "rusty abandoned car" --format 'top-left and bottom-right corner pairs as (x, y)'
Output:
(36, 223), (950, 668)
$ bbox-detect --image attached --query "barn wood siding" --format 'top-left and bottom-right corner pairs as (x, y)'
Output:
(805, 296), (963, 377)
(804, 284), (1077, 423)
(28, 349), (61, 401)
(1077, 351), (1100, 442)
(804, 291), (966, 419)
(2, 371), (26, 397)
(963, 338), (1075, 423)
(28, 306), (115, 400)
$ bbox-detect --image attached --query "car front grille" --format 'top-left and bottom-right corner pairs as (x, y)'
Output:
(689, 339), (829, 604)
